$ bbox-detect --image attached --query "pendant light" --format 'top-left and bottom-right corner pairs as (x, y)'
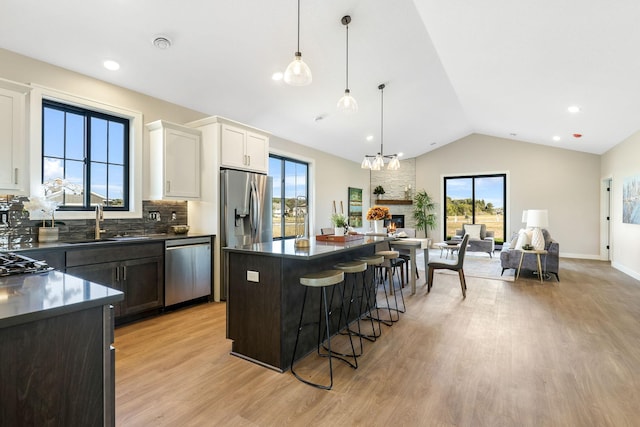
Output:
(337, 15), (358, 113)
(361, 84), (400, 170)
(284, 0), (312, 86)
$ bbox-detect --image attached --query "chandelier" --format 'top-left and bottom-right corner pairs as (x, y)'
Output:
(361, 84), (400, 170)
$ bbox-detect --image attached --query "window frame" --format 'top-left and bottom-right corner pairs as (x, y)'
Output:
(42, 98), (130, 211)
(443, 173), (507, 243)
(28, 84), (143, 221)
(269, 153), (310, 241)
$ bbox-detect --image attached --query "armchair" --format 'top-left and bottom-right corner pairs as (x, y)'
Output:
(453, 224), (495, 257)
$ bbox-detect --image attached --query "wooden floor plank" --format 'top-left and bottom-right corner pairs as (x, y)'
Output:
(115, 257), (640, 426)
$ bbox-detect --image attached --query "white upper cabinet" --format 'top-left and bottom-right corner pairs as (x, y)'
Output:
(147, 120), (201, 200)
(0, 78), (30, 194)
(220, 123), (269, 173)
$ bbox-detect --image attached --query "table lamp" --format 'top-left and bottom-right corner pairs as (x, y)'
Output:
(526, 209), (548, 250)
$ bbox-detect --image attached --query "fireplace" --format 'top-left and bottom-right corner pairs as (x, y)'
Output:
(385, 214), (405, 229)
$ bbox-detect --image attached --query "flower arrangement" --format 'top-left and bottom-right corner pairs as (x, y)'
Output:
(366, 205), (391, 221)
(23, 178), (80, 227)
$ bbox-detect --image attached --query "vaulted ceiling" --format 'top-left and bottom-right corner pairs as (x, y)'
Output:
(2, 0), (639, 163)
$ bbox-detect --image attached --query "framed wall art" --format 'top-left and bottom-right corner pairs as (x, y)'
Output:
(348, 187), (363, 227)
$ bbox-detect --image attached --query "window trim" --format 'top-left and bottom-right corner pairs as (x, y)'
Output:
(29, 84), (143, 220)
(42, 98), (131, 211)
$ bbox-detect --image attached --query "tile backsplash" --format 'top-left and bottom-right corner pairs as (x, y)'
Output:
(0, 196), (188, 246)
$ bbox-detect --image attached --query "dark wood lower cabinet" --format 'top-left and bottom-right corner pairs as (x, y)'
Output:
(66, 242), (164, 322)
(0, 305), (115, 427)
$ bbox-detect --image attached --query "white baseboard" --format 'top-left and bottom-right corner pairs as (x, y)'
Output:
(611, 262), (640, 281)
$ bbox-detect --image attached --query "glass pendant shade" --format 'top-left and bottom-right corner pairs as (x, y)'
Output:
(361, 157), (372, 169)
(337, 89), (358, 113)
(387, 156), (400, 170)
(284, 52), (312, 86)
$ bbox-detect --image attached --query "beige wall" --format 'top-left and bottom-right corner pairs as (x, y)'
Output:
(269, 135), (370, 235)
(601, 130), (640, 280)
(416, 133), (602, 258)
(0, 48), (208, 199)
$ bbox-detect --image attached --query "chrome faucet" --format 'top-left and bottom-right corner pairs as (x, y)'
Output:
(95, 204), (105, 239)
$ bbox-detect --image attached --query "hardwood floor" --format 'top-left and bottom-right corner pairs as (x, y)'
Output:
(115, 258), (640, 426)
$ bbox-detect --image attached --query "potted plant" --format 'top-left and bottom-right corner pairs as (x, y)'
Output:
(330, 212), (348, 236)
(413, 190), (437, 243)
(373, 185), (385, 199)
(23, 178), (79, 242)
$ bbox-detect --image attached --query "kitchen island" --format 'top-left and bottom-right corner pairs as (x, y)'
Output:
(224, 236), (389, 372)
(0, 270), (123, 426)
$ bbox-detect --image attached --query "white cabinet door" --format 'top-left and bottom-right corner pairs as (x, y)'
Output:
(220, 124), (247, 170)
(164, 128), (201, 199)
(245, 131), (268, 173)
(220, 124), (269, 173)
(147, 120), (201, 200)
(0, 83), (28, 193)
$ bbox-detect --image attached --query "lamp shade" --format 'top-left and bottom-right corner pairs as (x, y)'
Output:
(526, 210), (548, 228)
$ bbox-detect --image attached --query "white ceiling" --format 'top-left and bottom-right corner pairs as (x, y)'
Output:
(2, 0), (640, 163)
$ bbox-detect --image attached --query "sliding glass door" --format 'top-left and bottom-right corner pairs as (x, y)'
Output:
(444, 174), (506, 244)
(269, 155), (309, 240)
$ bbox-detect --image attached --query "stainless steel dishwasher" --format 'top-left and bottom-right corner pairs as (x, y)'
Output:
(165, 237), (212, 307)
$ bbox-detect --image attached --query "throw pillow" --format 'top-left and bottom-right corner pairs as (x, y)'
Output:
(465, 224), (482, 240)
(509, 235), (518, 249)
(514, 229), (531, 250)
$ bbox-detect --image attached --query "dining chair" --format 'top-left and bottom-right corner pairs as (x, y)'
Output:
(427, 234), (470, 298)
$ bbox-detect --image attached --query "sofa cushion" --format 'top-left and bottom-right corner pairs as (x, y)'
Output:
(465, 224), (482, 240)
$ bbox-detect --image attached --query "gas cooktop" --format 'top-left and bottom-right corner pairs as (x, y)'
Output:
(0, 252), (53, 277)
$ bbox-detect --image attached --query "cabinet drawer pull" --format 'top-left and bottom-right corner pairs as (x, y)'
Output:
(115, 266), (120, 282)
(14, 168), (18, 185)
(166, 180), (171, 193)
(123, 265), (127, 281)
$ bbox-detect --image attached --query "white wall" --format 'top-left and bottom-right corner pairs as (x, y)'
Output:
(601, 130), (640, 280)
(416, 133), (601, 258)
(269, 135), (370, 235)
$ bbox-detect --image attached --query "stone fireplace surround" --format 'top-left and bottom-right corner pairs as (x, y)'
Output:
(369, 158), (417, 231)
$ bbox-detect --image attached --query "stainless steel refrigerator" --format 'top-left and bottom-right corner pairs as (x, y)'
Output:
(220, 169), (272, 299)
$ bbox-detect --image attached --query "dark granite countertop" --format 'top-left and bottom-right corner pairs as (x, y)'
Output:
(0, 232), (214, 252)
(0, 270), (124, 329)
(223, 235), (390, 259)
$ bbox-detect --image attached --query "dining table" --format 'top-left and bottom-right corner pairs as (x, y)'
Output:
(389, 237), (430, 295)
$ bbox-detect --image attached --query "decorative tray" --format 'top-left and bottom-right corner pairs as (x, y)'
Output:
(315, 234), (365, 242)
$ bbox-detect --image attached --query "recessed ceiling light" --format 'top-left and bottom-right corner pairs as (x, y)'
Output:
(552, 135), (561, 141)
(103, 60), (120, 71)
(272, 72), (283, 81)
(509, 133), (517, 137)
(366, 135), (374, 141)
(313, 115), (325, 122)
(568, 105), (581, 113)
(152, 36), (172, 50)
(430, 142), (437, 146)
(398, 152), (404, 157)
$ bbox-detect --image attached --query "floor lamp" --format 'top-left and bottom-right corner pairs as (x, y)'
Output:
(526, 209), (548, 250)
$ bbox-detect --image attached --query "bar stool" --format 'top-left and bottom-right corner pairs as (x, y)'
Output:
(291, 269), (357, 390)
(375, 249), (406, 321)
(334, 260), (368, 356)
(356, 255), (385, 339)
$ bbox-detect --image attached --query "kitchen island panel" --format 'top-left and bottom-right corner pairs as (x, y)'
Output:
(226, 239), (378, 371)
